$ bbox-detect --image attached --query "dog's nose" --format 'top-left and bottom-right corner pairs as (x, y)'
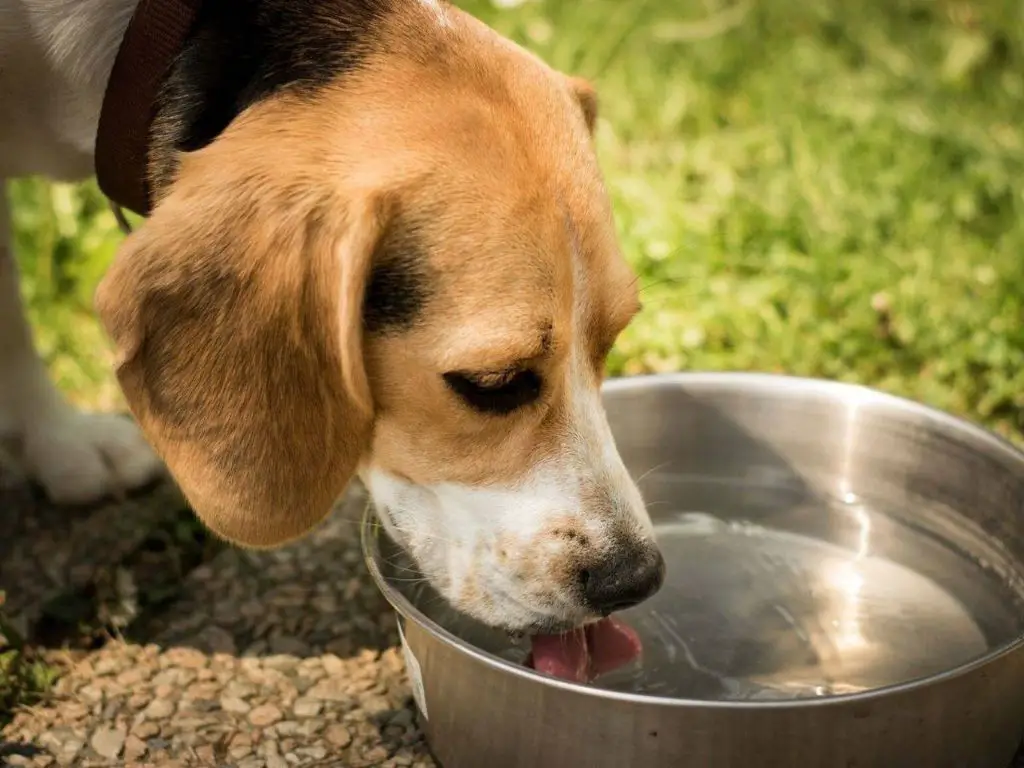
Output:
(580, 544), (666, 615)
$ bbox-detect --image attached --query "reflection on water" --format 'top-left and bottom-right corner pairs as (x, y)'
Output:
(378, 478), (1024, 702)
(601, 513), (988, 700)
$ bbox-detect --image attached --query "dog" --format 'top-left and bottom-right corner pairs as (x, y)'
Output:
(1, 0), (664, 635)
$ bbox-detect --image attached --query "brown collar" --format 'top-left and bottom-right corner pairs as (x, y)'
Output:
(95, 0), (204, 217)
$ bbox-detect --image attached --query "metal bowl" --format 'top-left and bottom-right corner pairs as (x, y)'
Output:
(363, 372), (1024, 768)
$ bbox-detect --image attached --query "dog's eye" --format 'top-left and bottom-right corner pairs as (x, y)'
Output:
(443, 369), (543, 415)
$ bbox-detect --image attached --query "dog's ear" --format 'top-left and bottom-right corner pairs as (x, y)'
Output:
(567, 76), (599, 134)
(95, 143), (383, 549)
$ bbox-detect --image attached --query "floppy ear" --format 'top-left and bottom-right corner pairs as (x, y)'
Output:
(95, 151), (383, 548)
(567, 76), (599, 134)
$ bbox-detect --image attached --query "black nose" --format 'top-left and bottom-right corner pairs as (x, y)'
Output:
(580, 545), (666, 615)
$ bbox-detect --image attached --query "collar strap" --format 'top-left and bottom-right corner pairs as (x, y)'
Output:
(95, 0), (203, 217)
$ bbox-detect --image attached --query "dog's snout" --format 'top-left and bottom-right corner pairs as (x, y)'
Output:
(580, 544), (665, 615)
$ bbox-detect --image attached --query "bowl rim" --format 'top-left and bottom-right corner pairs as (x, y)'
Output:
(361, 371), (1024, 710)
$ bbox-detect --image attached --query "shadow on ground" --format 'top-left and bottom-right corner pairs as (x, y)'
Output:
(0, 475), (432, 767)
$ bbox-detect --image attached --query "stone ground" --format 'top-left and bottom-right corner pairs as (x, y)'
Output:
(1, 472), (1022, 768)
(0, 475), (435, 767)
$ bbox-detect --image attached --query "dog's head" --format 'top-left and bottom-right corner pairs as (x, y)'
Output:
(95, 0), (663, 633)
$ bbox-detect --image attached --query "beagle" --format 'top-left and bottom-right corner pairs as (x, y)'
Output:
(0, 0), (665, 635)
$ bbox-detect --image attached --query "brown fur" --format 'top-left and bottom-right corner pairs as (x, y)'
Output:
(95, 3), (640, 552)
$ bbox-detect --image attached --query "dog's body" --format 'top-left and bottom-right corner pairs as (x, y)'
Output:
(1, 0), (664, 634)
(1, 0), (161, 504)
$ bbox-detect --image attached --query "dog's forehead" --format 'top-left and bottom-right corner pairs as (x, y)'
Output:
(401, 206), (637, 369)
(416, 229), (570, 371)
(315, 21), (640, 357)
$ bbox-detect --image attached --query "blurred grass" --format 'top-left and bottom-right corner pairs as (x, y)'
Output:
(0, 649), (58, 729)
(8, 179), (127, 411)
(8, 0), (1024, 439)
(0, 592), (60, 728)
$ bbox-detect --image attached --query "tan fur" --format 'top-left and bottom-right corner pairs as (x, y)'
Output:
(96, 101), (386, 547)
(95, 3), (640, 552)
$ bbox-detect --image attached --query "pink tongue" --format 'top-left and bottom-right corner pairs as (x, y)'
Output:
(527, 617), (642, 683)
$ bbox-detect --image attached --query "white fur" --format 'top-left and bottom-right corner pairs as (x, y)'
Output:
(362, 255), (654, 632)
(365, 468), (582, 630)
(0, 0), (163, 503)
(417, 0), (450, 28)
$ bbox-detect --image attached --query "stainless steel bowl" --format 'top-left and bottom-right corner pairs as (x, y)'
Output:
(363, 372), (1024, 768)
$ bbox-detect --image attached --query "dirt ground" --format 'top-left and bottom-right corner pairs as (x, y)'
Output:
(0, 476), (433, 767)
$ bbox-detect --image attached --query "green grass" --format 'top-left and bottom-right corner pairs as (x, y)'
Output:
(0, 651), (59, 729)
(0, 651), (58, 729)
(8, 0), (1024, 441)
(0, 593), (60, 727)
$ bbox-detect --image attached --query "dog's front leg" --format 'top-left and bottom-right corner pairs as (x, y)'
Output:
(0, 182), (164, 503)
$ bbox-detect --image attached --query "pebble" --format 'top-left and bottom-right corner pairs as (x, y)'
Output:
(276, 720), (300, 737)
(194, 744), (217, 763)
(55, 737), (84, 766)
(262, 739), (282, 758)
(363, 746), (391, 764)
(229, 743), (254, 761)
(229, 733), (253, 751)
(292, 698), (322, 718)
(131, 721), (160, 739)
(191, 625), (238, 655)
(93, 657), (120, 676)
(77, 684), (103, 704)
(305, 678), (350, 702)
(123, 734), (148, 761)
(116, 666), (150, 686)
(390, 709), (415, 728)
(321, 654), (346, 675)
(221, 694), (252, 714)
(163, 647), (208, 669)
(0, 490), (438, 767)
(295, 745), (328, 760)
(89, 726), (126, 759)
(248, 703), (284, 727)
(143, 698), (175, 719)
(324, 724), (353, 748)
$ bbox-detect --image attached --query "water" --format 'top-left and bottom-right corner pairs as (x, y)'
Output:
(379, 478), (1024, 702)
(596, 508), (1020, 700)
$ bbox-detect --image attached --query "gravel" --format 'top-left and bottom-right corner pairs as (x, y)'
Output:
(1, 481), (435, 767)
(0, 478), (184, 640)
(3, 639), (432, 766)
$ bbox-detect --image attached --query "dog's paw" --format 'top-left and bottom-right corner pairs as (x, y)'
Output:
(19, 410), (164, 504)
